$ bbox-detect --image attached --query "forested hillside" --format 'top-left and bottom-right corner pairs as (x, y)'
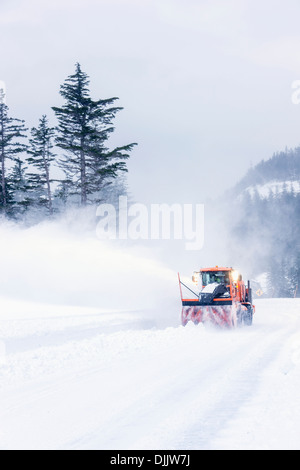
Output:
(227, 147), (300, 298)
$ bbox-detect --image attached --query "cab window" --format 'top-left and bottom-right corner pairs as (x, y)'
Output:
(202, 272), (229, 286)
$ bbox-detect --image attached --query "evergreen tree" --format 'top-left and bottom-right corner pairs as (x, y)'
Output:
(289, 254), (300, 297)
(53, 179), (70, 209)
(0, 93), (28, 213)
(8, 158), (33, 217)
(26, 115), (55, 214)
(52, 63), (137, 205)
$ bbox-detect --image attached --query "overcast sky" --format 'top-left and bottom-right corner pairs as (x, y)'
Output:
(1, 0), (300, 205)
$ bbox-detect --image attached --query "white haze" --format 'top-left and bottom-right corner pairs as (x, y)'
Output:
(0, 210), (181, 328)
(0, 198), (266, 333)
(1, 211), (300, 450)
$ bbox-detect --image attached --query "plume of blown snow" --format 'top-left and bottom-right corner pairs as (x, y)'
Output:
(0, 209), (180, 327)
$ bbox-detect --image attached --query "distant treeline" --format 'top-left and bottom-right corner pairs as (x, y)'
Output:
(234, 146), (300, 194)
(0, 63), (137, 221)
(227, 148), (300, 298)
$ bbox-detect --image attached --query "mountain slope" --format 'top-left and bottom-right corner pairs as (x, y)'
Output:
(220, 146), (300, 297)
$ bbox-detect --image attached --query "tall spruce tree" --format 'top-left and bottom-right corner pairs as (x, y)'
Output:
(27, 115), (55, 214)
(8, 158), (33, 217)
(0, 92), (28, 213)
(52, 63), (136, 205)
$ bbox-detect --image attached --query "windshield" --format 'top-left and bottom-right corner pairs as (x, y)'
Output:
(201, 271), (230, 286)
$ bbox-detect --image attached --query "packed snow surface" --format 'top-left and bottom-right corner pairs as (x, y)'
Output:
(0, 219), (300, 450)
(1, 297), (300, 450)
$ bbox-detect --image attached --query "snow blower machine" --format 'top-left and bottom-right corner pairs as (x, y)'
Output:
(178, 267), (255, 328)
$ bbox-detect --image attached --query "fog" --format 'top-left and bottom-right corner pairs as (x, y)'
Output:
(0, 196), (243, 330)
(0, 211), (183, 327)
(2, 0), (300, 204)
(1, 0), (300, 306)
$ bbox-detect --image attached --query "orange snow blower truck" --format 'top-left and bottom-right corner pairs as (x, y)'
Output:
(178, 267), (255, 328)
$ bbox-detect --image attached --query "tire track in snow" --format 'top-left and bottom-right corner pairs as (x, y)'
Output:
(62, 325), (284, 449)
(0, 299), (299, 449)
(116, 324), (297, 450)
(168, 323), (298, 450)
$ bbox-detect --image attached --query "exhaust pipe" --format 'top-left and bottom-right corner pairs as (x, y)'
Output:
(247, 280), (252, 304)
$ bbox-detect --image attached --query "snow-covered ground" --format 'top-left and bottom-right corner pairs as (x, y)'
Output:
(1, 296), (300, 450)
(0, 219), (300, 450)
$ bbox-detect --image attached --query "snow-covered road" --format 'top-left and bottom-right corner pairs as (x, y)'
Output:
(0, 297), (300, 450)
